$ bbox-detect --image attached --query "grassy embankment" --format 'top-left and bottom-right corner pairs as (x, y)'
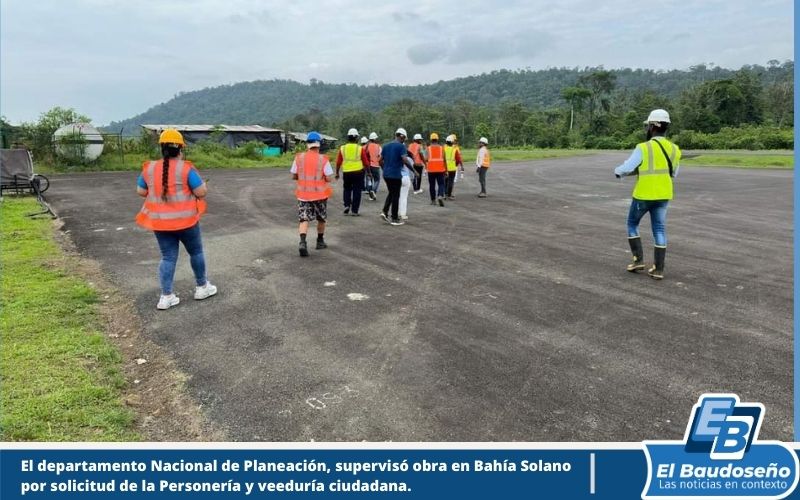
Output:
(680, 150), (793, 169)
(0, 198), (137, 441)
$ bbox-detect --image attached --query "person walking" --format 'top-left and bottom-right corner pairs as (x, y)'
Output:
(360, 135), (370, 194)
(426, 133), (447, 206)
(408, 133), (427, 194)
(335, 128), (369, 216)
(365, 132), (382, 200)
(398, 152), (417, 220)
(379, 128), (411, 226)
(614, 109), (682, 280)
(444, 134), (463, 200)
(292, 131), (334, 257)
(476, 137), (491, 197)
(135, 129), (216, 310)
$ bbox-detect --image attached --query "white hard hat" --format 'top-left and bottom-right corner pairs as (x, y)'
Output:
(445, 134), (455, 143)
(347, 128), (359, 136)
(395, 127), (407, 137)
(644, 109), (671, 124)
(368, 132), (378, 140)
(360, 136), (368, 144)
(413, 133), (422, 140)
(479, 137), (488, 145)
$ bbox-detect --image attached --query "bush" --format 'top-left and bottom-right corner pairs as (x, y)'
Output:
(671, 126), (793, 150)
(583, 135), (624, 149)
(671, 130), (714, 149)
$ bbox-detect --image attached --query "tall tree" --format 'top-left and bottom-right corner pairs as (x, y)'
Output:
(561, 86), (592, 131)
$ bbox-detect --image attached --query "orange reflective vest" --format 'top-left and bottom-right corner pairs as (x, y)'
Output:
(408, 142), (424, 165)
(480, 146), (491, 168)
(366, 142), (381, 167)
(427, 144), (446, 173)
(295, 150), (332, 201)
(135, 158), (206, 231)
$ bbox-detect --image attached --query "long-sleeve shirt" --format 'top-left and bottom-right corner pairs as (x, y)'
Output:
(335, 147), (369, 169)
(476, 147), (488, 168)
(615, 140), (680, 178)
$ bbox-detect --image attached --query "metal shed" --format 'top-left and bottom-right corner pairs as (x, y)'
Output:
(141, 125), (286, 150)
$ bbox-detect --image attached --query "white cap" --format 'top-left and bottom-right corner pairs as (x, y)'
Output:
(368, 132), (378, 140)
(413, 133), (422, 140)
(360, 136), (368, 144)
(479, 137), (488, 145)
(644, 109), (671, 124)
(347, 128), (359, 136)
(395, 127), (407, 137)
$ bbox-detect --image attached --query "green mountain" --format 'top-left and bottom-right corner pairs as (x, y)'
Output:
(107, 63), (793, 134)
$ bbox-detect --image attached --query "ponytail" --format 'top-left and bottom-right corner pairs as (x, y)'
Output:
(159, 144), (181, 201)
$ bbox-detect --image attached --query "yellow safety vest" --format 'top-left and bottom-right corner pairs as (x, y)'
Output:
(632, 138), (681, 201)
(444, 145), (457, 172)
(340, 143), (363, 172)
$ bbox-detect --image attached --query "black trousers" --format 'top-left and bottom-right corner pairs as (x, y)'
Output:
(382, 177), (402, 220)
(479, 166), (488, 193)
(342, 170), (364, 214)
(428, 172), (446, 200)
(412, 165), (424, 191)
(445, 171), (456, 197)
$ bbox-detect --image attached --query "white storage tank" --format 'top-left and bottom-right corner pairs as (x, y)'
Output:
(53, 123), (104, 161)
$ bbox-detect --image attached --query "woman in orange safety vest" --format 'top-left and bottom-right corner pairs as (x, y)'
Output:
(136, 129), (217, 310)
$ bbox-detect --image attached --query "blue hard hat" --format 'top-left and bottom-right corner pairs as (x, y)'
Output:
(307, 131), (322, 142)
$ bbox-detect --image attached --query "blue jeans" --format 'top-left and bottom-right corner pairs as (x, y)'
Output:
(627, 199), (668, 247)
(366, 167), (381, 193)
(154, 223), (207, 295)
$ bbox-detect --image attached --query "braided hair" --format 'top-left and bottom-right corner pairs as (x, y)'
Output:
(160, 144), (182, 201)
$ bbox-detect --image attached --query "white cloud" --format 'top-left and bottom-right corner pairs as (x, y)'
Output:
(0, 0), (793, 124)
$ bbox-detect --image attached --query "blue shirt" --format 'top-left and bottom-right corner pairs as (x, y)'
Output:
(137, 167), (203, 189)
(380, 141), (409, 179)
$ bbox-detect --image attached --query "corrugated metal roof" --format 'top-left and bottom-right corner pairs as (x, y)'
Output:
(141, 124), (283, 133)
(289, 131), (338, 141)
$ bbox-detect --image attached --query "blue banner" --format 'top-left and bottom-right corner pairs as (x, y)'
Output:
(1, 448), (646, 499)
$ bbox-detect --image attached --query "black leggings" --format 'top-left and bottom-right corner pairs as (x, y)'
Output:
(382, 177), (402, 220)
(446, 171), (456, 197)
(412, 165), (424, 191)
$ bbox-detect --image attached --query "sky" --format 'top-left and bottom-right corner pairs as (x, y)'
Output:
(0, 0), (793, 126)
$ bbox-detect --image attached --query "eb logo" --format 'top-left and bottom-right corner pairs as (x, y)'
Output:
(684, 394), (763, 460)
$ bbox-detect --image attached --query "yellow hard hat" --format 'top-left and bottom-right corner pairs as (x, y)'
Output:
(159, 128), (185, 146)
(430, 132), (439, 141)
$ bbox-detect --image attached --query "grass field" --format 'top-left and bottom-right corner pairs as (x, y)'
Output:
(0, 197), (137, 441)
(458, 148), (594, 162)
(681, 150), (794, 169)
(37, 148), (794, 173)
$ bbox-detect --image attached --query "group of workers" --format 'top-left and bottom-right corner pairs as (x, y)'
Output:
(135, 108), (678, 309)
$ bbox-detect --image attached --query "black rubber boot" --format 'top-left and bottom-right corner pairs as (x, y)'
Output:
(627, 237), (645, 272)
(648, 246), (666, 280)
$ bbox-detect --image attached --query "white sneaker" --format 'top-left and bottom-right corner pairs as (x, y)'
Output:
(157, 294), (180, 310)
(194, 282), (218, 300)
(400, 215), (409, 220)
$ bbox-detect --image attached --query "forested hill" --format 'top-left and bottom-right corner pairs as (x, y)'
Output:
(107, 63), (792, 132)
